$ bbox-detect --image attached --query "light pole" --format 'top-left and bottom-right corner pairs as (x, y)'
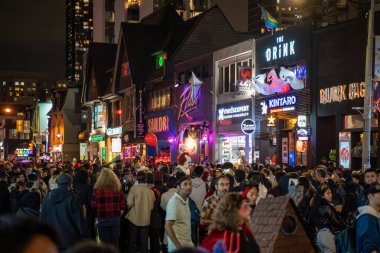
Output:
(362, 0), (374, 170)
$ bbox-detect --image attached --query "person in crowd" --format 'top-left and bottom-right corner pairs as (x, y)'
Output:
(161, 176), (178, 253)
(0, 216), (59, 253)
(165, 175), (194, 252)
(246, 184), (259, 210)
(355, 183), (380, 253)
(0, 170), (12, 214)
(147, 172), (163, 253)
(17, 178), (41, 217)
(40, 173), (91, 252)
(48, 169), (60, 190)
(201, 192), (260, 253)
(67, 241), (118, 253)
(91, 168), (125, 247)
(125, 171), (155, 253)
(200, 175), (230, 231)
(310, 184), (346, 253)
(232, 169), (246, 192)
(377, 169), (380, 183)
(358, 168), (378, 207)
(190, 165), (207, 212)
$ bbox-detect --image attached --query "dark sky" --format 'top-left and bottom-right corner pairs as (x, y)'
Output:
(0, 0), (66, 82)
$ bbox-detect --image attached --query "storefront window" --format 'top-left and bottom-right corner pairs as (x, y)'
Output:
(221, 136), (251, 164)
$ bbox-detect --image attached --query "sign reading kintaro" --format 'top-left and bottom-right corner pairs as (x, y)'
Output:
(260, 95), (297, 115)
(320, 82), (365, 104)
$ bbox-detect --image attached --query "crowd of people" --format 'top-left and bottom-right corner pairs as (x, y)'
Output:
(0, 154), (379, 253)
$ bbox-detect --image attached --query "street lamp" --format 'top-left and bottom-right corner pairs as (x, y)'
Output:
(4, 108), (11, 113)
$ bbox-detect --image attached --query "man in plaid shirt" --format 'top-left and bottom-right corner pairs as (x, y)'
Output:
(200, 175), (230, 230)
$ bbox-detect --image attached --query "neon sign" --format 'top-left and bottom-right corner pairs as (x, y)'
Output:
(178, 72), (202, 120)
(148, 116), (169, 133)
(265, 36), (295, 62)
(16, 148), (31, 157)
(260, 95), (297, 115)
(319, 82), (365, 104)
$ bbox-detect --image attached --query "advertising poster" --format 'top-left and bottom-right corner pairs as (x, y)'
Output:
(80, 143), (87, 161)
(339, 141), (350, 169)
(373, 36), (380, 111)
(339, 132), (351, 169)
(282, 137), (289, 164)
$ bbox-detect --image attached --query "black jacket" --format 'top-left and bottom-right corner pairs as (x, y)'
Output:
(0, 181), (12, 214)
(317, 199), (346, 234)
(40, 187), (91, 250)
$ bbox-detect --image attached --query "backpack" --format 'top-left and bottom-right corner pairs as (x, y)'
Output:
(335, 220), (356, 253)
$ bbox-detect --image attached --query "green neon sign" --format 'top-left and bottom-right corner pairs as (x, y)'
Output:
(90, 135), (104, 142)
(102, 147), (107, 161)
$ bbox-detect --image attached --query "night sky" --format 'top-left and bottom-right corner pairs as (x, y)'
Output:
(0, 0), (66, 82)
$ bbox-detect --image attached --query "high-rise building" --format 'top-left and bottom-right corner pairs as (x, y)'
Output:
(66, 0), (93, 87)
(0, 71), (50, 105)
(93, 0), (208, 44)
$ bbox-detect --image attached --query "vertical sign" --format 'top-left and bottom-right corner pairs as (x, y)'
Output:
(237, 66), (252, 92)
(80, 143), (87, 161)
(339, 132), (351, 169)
(282, 137), (289, 164)
(373, 36), (380, 110)
(136, 88), (146, 138)
(101, 147), (107, 162)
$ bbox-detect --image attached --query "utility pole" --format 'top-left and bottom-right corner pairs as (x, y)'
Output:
(362, 0), (374, 170)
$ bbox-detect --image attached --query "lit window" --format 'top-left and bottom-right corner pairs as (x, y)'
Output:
(15, 88), (19, 91)
(15, 82), (19, 86)
(2, 81), (5, 86)
(16, 93), (19, 97)
(21, 82), (24, 86)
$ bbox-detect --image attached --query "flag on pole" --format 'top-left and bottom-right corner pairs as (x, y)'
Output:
(258, 3), (279, 30)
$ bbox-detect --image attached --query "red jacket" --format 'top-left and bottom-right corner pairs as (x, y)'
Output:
(200, 224), (255, 251)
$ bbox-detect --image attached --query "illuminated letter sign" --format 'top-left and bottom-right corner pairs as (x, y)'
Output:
(106, 127), (122, 136)
(178, 72), (203, 120)
(148, 116), (169, 133)
(319, 82), (366, 104)
(260, 95), (297, 115)
(265, 36), (296, 62)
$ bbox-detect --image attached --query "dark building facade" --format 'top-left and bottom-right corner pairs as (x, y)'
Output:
(66, 0), (93, 86)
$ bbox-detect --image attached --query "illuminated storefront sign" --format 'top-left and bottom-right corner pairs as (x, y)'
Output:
(90, 135), (104, 142)
(319, 82), (365, 104)
(265, 36), (295, 62)
(297, 115), (307, 128)
(111, 138), (122, 153)
(178, 72), (202, 120)
(106, 127), (122, 136)
(217, 100), (252, 125)
(260, 95), (296, 115)
(94, 105), (105, 129)
(241, 119), (256, 135)
(148, 116), (169, 133)
(16, 148), (31, 156)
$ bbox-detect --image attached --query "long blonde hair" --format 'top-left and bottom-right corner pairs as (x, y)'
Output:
(94, 168), (122, 192)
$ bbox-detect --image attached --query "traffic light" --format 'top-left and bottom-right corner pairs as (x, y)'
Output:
(116, 109), (122, 116)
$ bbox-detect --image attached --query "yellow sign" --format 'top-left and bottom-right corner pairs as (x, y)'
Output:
(320, 82), (365, 104)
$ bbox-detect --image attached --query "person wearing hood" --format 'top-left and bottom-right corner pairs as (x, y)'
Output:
(40, 173), (91, 252)
(189, 166), (207, 212)
(356, 183), (380, 253)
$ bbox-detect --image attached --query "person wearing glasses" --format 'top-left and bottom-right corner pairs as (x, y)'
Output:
(356, 183), (380, 253)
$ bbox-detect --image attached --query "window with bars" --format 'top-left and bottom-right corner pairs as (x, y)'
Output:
(218, 58), (252, 94)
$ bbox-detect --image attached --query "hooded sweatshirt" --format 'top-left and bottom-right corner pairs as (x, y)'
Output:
(356, 205), (380, 253)
(40, 187), (90, 250)
(190, 177), (206, 211)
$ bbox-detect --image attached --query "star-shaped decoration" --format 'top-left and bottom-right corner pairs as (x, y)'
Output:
(267, 115), (276, 126)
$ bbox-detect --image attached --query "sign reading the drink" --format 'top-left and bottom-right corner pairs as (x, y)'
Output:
(265, 35), (295, 62)
(260, 95), (296, 115)
(256, 23), (311, 70)
(241, 119), (256, 135)
(320, 82), (365, 104)
(148, 116), (169, 133)
(217, 100), (252, 125)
